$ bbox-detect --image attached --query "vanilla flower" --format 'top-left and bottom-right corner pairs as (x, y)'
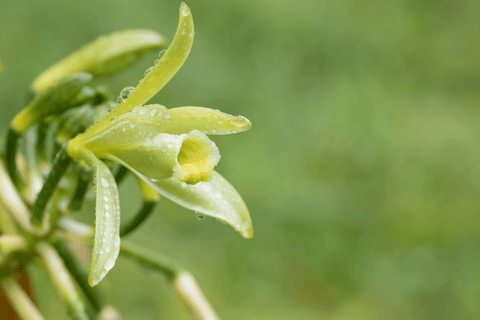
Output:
(65, 3), (253, 286)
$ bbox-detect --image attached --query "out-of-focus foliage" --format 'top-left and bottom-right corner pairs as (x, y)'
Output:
(2, 0), (480, 319)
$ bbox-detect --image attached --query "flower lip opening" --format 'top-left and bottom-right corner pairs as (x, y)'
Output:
(173, 130), (220, 185)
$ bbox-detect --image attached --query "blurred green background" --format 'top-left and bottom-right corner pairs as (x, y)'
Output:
(2, 0), (480, 319)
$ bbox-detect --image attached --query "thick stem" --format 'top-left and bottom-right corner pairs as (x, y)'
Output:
(36, 242), (89, 320)
(53, 240), (103, 312)
(1, 278), (45, 320)
(119, 241), (179, 280)
(68, 167), (92, 212)
(113, 165), (128, 185)
(36, 122), (49, 165)
(31, 144), (71, 227)
(120, 201), (156, 237)
(0, 159), (47, 235)
(173, 272), (220, 320)
(0, 234), (28, 254)
(5, 128), (21, 187)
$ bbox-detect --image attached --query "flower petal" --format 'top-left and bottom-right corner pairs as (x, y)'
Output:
(101, 130), (220, 184)
(78, 148), (121, 287)
(123, 164), (253, 239)
(32, 30), (166, 93)
(68, 104), (169, 158)
(109, 3), (194, 119)
(162, 107), (252, 135)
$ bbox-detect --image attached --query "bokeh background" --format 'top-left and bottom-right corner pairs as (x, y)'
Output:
(2, 0), (480, 319)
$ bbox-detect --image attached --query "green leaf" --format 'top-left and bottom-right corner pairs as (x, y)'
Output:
(78, 149), (121, 287)
(11, 72), (93, 133)
(126, 167), (253, 239)
(32, 30), (166, 93)
(162, 107), (252, 135)
(107, 3), (194, 121)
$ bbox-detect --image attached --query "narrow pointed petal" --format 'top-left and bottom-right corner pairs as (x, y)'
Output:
(109, 3), (194, 119)
(162, 107), (252, 135)
(68, 104), (169, 157)
(125, 165), (253, 238)
(79, 149), (121, 287)
(32, 30), (166, 93)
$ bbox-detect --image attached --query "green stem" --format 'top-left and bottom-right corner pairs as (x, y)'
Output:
(5, 127), (21, 187)
(114, 165), (128, 185)
(68, 167), (92, 212)
(31, 144), (71, 227)
(36, 121), (49, 164)
(36, 242), (89, 320)
(1, 278), (45, 320)
(53, 240), (103, 312)
(119, 241), (179, 280)
(120, 201), (156, 237)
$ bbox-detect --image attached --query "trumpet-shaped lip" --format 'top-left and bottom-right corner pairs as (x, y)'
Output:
(173, 130), (220, 184)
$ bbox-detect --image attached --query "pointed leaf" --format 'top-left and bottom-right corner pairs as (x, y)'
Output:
(125, 165), (253, 238)
(162, 107), (252, 135)
(78, 149), (121, 287)
(32, 30), (166, 93)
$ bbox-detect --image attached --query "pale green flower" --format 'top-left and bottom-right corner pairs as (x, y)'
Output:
(66, 3), (253, 286)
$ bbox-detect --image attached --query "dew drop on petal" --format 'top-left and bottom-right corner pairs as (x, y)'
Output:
(101, 178), (109, 187)
(196, 212), (205, 220)
(144, 66), (153, 76)
(105, 259), (115, 271)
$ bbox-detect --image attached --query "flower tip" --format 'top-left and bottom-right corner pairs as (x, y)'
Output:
(243, 224), (254, 239)
(180, 3), (191, 16)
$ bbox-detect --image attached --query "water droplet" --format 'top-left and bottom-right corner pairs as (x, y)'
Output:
(105, 247), (111, 253)
(101, 178), (109, 187)
(105, 259), (115, 270)
(103, 195), (109, 201)
(105, 204), (110, 210)
(154, 59), (160, 65)
(150, 109), (157, 116)
(117, 87), (135, 103)
(182, 9), (190, 16)
(144, 66), (153, 76)
(138, 107), (147, 115)
(196, 212), (205, 220)
(190, 31), (194, 37)
(182, 29), (186, 35)
(158, 49), (167, 59)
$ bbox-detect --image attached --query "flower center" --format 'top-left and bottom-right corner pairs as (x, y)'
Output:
(174, 131), (220, 184)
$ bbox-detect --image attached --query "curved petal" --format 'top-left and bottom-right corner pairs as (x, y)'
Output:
(162, 107), (252, 135)
(79, 148), (121, 287)
(32, 29), (166, 93)
(68, 104), (169, 158)
(110, 3), (194, 119)
(123, 163), (253, 238)
(101, 130), (220, 184)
